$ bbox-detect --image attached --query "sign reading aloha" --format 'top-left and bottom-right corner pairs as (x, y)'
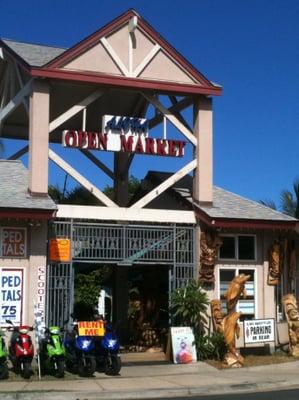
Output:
(62, 115), (186, 157)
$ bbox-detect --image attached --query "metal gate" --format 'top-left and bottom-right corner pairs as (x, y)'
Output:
(46, 220), (195, 326)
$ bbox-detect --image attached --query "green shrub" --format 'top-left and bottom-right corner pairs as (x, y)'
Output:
(170, 279), (209, 334)
(195, 331), (227, 361)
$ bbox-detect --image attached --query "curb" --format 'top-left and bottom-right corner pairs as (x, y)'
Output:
(1, 381), (299, 400)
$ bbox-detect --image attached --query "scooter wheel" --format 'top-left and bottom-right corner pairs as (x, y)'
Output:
(78, 357), (96, 377)
(54, 360), (65, 378)
(104, 354), (121, 376)
(0, 364), (8, 379)
(21, 361), (32, 379)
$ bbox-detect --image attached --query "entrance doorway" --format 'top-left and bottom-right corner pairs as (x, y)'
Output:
(46, 219), (195, 343)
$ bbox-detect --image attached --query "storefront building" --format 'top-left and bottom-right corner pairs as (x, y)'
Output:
(0, 9), (298, 345)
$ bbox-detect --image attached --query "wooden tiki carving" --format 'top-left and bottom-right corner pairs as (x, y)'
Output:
(211, 300), (224, 333)
(282, 294), (299, 357)
(268, 241), (281, 286)
(199, 232), (222, 283)
(224, 274), (250, 314)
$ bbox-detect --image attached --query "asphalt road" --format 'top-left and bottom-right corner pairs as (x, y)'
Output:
(141, 388), (299, 400)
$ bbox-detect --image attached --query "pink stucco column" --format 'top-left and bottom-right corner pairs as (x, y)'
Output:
(28, 80), (50, 195)
(193, 96), (213, 204)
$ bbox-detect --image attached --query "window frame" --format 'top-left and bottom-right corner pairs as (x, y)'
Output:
(218, 234), (257, 262)
(217, 265), (258, 320)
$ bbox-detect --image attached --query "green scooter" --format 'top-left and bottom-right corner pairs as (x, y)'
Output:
(0, 328), (8, 379)
(39, 326), (65, 378)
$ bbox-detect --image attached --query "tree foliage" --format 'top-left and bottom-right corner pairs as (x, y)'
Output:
(260, 178), (299, 218)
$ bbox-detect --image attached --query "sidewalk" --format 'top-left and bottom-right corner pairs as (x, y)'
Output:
(1, 352), (299, 400)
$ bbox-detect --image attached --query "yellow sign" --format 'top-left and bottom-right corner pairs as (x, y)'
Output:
(49, 238), (71, 262)
(78, 321), (105, 336)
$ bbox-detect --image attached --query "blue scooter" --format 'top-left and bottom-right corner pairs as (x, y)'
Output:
(64, 322), (96, 377)
(94, 322), (121, 376)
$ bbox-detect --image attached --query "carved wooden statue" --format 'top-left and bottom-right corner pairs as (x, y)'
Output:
(224, 274), (250, 314)
(211, 299), (224, 333)
(223, 311), (244, 367)
(199, 232), (222, 283)
(268, 240), (281, 286)
(220, 273), (250, 367)
(282, 293), (299, 357)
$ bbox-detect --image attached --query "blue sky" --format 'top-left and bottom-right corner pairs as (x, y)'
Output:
(1, 0), (299, 207)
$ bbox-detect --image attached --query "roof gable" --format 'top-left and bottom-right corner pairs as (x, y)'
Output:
(45, 9), (216, 89)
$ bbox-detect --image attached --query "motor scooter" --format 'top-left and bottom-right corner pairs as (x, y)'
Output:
(39, 326), (65, 378)
(94, 321), (121, 376)
(64, 322), (96, 377)
(6, 320), (34, 379)
(0, 328), (8, 379)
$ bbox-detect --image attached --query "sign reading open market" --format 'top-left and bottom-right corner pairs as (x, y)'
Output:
(0, 269), (23, 325)
(62, 115), (186, 157)
(244, 319), (275, 344)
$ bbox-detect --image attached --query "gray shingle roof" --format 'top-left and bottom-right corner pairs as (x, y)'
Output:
(1, 39), (66, 67)
(145, 171), (297, 222)
(0, 160), (57, 210)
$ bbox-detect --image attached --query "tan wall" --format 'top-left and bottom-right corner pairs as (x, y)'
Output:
(204, 230), (279, 348)
(0, 221), (48, 327)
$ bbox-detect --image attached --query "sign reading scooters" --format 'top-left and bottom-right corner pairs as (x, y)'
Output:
(62, 115), (186, 157)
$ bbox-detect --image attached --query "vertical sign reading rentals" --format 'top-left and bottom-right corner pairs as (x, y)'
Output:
(0, 269), (24, 325)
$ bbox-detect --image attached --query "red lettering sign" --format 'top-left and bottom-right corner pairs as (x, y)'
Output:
(1, 228), (26, 258)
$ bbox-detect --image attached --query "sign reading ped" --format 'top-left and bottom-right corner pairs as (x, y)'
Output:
(1, 227), (26, 258)
(244, 319), (275, 344)
(62, 115), (186, 157)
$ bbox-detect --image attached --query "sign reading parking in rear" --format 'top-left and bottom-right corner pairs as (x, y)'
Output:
(244, 319), (275, 344)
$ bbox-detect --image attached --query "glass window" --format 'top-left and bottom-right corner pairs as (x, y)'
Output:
(219, 268), (256, 320)
(238, 236), (255, 260)
(219, 237), (235, 259)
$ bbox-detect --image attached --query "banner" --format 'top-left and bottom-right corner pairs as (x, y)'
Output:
(170, 327), (197, 364)
(0, 269), (23, 325)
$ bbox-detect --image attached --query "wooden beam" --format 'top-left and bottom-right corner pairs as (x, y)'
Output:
(14, 61), (29, 114)
(169, 95), (192, 131)
(148, 96), (193, 129)
(100, 37), (130, 77)
(0, 79), (32, 124)
(79, 149), (114, 180)
(131, 159), (197, 209)
(49, 89), (105, 133)
(8, 145), (29, 160)
(133, 44), (160, 77)
(143, 92), (197, 146)
(57, 204), (196, 224)
(49, 149), (118, 207)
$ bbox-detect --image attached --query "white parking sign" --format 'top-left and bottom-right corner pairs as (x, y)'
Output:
(244, 319), (275, 344)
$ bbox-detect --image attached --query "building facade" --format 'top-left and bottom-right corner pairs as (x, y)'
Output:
(0, 9), (297, 346)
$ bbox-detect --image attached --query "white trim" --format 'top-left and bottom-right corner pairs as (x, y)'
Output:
(100, 37), (130, 77)
(142, 92), (197, 146)
(56, 204), (196, 224)
(14, 61), (29, 114)
(49, 89), (105, 133)
(133, 44), (160, 77)
(130, 159), (197, 209)
(0, 79), (32, 124)
(48, 149), (118, 207)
